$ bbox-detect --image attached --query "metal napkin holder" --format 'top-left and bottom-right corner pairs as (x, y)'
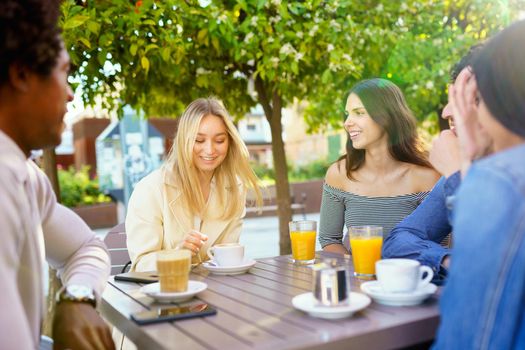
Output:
(312, 259), (351, 306)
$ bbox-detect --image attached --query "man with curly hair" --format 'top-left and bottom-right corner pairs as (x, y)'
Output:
(0, 1), (114, 349)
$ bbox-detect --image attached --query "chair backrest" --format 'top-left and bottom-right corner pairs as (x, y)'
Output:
(103, 223), (131, 275)
(440, 233), (452, 248)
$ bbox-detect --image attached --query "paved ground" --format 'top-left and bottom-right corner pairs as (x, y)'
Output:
(95, 212), (321, 260)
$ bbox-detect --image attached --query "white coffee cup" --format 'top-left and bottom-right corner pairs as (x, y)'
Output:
(376, 259), (434, 293)
(207, 243), (244, 267)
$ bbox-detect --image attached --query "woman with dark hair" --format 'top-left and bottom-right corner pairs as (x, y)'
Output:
(434, 20), (525, 349)
(319, 78), (440, 254)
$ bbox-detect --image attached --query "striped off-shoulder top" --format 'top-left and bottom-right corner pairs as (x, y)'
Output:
(319, 183), (429, 249)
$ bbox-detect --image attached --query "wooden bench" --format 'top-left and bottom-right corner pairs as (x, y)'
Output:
(246, 187), (307, 219)
(103, 223), (131, 275)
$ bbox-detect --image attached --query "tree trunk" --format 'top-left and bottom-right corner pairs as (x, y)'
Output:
(42, 148), (61, 202)
(41, 148), (62, 337)
(255, 77), (293, 255)
(268, 104), (293, 254)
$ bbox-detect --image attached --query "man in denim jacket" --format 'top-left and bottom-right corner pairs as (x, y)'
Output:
(434, 20), (525, 349)
(382, 45), (490, 283)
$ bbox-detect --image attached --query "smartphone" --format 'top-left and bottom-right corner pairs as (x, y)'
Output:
(131, 303), (217, 325)
(114, 271), (158, 284)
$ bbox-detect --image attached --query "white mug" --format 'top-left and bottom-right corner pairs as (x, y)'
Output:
(376, 259), (433, 293)
(207, 243), (244, 267)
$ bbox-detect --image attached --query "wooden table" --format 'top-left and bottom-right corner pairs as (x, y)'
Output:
(101, 252), (440, 349)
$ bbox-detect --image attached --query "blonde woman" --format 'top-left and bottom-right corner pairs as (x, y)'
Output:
(126, 98), (262, 271)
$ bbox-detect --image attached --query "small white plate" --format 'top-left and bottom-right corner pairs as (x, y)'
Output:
(202, 259), (256, 275)
(361, 281), (437, 306)
(140, 281), (207, 303)
(292, 292), (371, 319)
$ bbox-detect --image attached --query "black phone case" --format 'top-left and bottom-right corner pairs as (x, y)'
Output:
(114, 271), (158, 284)
(130, 307), (217, 325)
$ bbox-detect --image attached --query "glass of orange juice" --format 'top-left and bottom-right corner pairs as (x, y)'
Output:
(289, 220), (317, 264)
(349, 226), (383, 279)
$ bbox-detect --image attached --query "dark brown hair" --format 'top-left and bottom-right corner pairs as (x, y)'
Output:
(473, 20), (525, 138)
(339, 78), (431, 179)
(0, 0), (62, 85)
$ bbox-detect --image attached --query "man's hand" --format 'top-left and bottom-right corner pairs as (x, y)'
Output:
(429, 130), (461, 178)
(179, 230), (208, 256)
(53, 302), (115, 350)
(448, 67), (493, 175)
(442, 255), (451, 270)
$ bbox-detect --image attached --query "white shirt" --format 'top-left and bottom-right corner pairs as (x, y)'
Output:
(0, 130), (111, 349)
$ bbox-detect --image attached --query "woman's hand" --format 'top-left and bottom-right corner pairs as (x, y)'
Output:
(179, 230), (208, 256)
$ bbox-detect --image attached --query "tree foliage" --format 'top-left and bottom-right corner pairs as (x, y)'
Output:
(61, 0), (524, 253)
(62, 0), (524, 124)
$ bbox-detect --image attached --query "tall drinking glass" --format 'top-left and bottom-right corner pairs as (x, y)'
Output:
(349, 226), (383, 279)
(156, 249), (191, 292)
(289, 220), (317, 264)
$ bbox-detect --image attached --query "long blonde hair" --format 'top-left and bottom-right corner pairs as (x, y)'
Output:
(164, 97), (262, 220)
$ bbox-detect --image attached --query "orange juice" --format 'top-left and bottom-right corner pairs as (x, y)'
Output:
(290, 230), (316, 261)
(350, 237), (383, 276)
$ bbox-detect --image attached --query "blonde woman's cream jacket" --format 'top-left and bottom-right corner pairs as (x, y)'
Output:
(126, 167), (246, 271)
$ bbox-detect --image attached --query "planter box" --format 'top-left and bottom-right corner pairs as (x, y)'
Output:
(72, 202), (118, 229)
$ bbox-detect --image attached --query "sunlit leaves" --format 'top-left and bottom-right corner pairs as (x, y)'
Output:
(63, 15), (90, 29)
(141, 57), (150, 73)
(60, 0), (525, 129)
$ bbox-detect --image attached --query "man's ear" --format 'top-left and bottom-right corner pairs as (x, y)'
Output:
(8, 63), (31, 92)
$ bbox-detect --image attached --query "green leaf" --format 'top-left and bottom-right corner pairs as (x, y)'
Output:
(97, 50), (107, 66)
(78, 37), (91, 49)
(99, 34), (111, 47)
(161, 47), (171, 62)
(63, 15), (90, 29)
(97, 51), (106, 66)
(196, 74), (208, 88)
(143, 19), (156, 26)
(174, 46), (185, 64)
(130, 44), (138, 56)
(291, 61), (299, 75)
(145, 44), (159, 53)
(141, 56), (150, 72)
(321, 69), (332, 84)
(86, 21), (100, 35)
(197, 28), (208, 42)
(211, 37), (220, 52)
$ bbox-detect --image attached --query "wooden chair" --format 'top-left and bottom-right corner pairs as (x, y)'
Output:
(440, 233), (452, 248)
(103, 223), (131, 275)
(246, 187), (307, 219)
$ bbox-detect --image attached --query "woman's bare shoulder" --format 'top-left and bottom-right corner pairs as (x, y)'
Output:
(325, 160), (347, 188)
(408, 164), (441, 192)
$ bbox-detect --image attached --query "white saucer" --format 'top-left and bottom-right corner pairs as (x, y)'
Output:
(140, 281), (207, 303)
(292, 292), (371, 319)
(360, 281), (437, 306)
(202, 259), (256, 275)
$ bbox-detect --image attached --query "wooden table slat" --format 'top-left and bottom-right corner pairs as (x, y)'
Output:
(189, 273), (346, 331)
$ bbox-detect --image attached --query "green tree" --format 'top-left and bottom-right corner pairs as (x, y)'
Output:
(60, 0), (524, 254)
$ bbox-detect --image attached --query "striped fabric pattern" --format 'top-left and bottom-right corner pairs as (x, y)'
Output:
(319, 183), (429, 249)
